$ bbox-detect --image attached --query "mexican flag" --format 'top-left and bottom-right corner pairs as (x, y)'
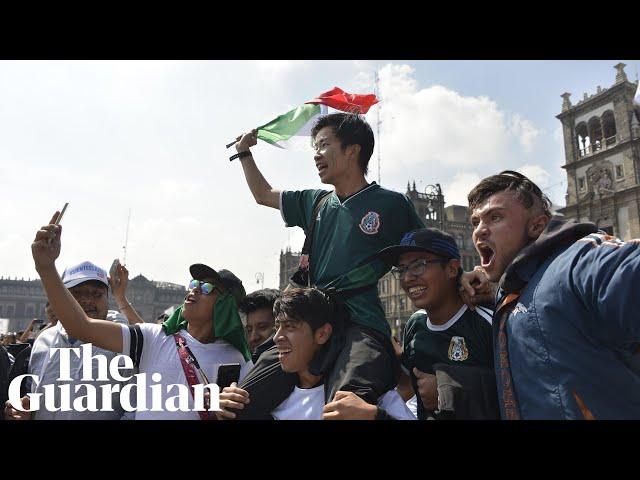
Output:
(255, 87), (379, 149)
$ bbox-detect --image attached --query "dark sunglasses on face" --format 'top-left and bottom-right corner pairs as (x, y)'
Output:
(391, 258), (448, 280)
(188, 279), (218, 295)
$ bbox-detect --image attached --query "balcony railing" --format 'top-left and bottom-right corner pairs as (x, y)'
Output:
(579, 135), (617, 157)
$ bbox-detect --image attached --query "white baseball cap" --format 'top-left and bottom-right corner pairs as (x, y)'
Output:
(61, 261), (109, 289)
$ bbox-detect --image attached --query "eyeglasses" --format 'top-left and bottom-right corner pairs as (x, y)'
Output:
(390, 258), (447, 280)
(188, 279), (218, 295)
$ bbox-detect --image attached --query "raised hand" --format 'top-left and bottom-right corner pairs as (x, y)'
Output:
(459, 266), (494, 310)
(31, 211), (62, 270)
(235, 129), (258, 153)
(109, 262), (129, 303)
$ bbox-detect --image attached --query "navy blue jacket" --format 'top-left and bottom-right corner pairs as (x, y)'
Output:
(495, 217), (640, 419)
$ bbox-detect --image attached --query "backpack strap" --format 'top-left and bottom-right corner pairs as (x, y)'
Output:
(128, 324), (144, 368)
(301, 191), (332, 256)
(297, 191), (332, 286)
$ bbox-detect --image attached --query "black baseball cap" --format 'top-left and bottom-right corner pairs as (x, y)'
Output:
(189, 264), (246, 307)
(375, 228), (461, 266)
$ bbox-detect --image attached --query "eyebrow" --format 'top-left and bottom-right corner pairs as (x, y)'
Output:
(397, 257), (435, 267)
(276, 319), (299, 327)
(470, 206), (507, 221)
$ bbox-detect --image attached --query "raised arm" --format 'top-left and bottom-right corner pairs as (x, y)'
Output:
(32, 212), (123, 353)
(18, 319), (36, 343)
(235, 129), (281, 209)
(109, 262), (145, 325)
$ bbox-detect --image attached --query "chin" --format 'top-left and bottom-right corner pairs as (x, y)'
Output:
(280, 363), (294, 373)
(411, 299), (428, 310)
(484, 266), (503, 283)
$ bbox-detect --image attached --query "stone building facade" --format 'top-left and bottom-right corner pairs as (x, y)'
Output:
(0, 274), (187, 332)
(557, 63), (640, 239)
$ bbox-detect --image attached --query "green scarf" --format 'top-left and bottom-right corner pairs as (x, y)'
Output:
(162, 292), (251, 361)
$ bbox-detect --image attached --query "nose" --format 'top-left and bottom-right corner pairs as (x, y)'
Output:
(274, 325), (285, 340)
(473, 220), (489, 241)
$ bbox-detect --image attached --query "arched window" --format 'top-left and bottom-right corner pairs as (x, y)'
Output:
(576, 122), (589, 156)
(602, 111), (617, 145)
(588, 117), (603, 152)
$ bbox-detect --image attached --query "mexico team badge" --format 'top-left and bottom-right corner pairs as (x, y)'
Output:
(359, 211), (381, 235)
(448, 336), (469, 361)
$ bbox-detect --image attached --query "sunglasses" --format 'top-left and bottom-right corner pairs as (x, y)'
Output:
(188, 279), (218, 295)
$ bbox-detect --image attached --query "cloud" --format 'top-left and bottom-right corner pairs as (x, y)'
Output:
(518, 164), (551, 188)
(368, 63), (544, 208)
(441, 172), (483, 207)
(553, 125), (564, 143)
(509, 114), (541, 153)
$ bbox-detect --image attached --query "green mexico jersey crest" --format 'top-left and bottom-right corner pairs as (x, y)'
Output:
(281, 183), (424, 336)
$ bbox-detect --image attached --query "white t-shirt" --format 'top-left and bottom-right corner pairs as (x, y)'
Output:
(271, 385), (417, 420)
(120, 323), (252, 420)
(29, 312), (132, 420)
(406, 395), (418, 418)
(272, 384), (325, 420)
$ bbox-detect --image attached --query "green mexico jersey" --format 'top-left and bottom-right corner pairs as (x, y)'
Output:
(402, 305), (494, 375)
(281, 182), (424, 336)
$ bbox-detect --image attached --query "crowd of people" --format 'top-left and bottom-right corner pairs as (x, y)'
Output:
(2, 112), (639, 420)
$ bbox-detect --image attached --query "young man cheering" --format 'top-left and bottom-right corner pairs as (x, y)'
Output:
(25, 211), (252, 420)
(376, 228), (498, 420)
(468, 170), (640, 419)
(217, 287), (414, 420)
(233, 113), (487, 416)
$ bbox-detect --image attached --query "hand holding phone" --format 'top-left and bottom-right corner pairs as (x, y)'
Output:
(217, 363), (241, 389)
(47, 203), (68, 246)
(109, 259), (121, 286)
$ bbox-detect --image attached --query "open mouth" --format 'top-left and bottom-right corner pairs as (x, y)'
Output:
(185, 294), (197, 304)
(316, 164), (328, 175)
(277, 348), (292, 360)
(83, 308), (98, 317)
(477, 243), (495, 268)
(407, 286), (427, 300)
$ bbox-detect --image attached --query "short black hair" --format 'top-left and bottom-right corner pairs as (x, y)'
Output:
(311, 113), (375, 175)
(273, 287), (346, 333)
(238, 288), (280, 315)
(468, 170), (552, 217)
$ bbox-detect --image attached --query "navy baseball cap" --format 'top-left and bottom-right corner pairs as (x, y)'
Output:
(375, 228), (461, 266)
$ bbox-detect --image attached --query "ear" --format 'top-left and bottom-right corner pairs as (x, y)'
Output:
(527, 213), (550, 239)
(446, 259), (461, 279)
(315, 323), (333, 345)
(345, 143), (361, 162)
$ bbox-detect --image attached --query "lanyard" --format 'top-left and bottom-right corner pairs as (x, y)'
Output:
(495, 292), (522, 420)
(173, 333), (211, 421)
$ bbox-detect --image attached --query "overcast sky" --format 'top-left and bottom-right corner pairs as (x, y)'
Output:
(1, 60), (637, 292)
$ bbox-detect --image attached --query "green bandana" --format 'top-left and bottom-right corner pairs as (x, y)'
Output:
(162, 292), (251, 361)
